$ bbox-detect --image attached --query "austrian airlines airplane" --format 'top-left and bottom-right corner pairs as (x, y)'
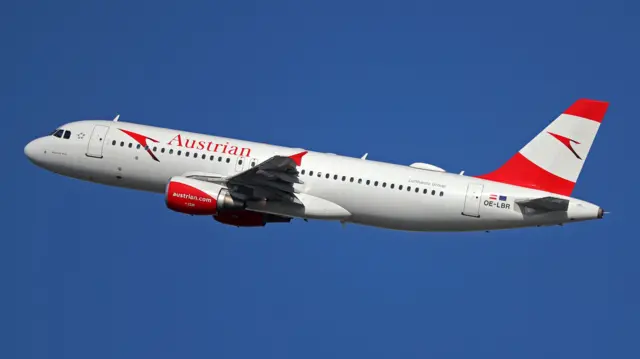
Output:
(24, 99), (608, 231)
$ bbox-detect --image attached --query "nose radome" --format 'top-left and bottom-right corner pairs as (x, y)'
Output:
(24, 140), (36, 159)
(24, 139), (43, 164)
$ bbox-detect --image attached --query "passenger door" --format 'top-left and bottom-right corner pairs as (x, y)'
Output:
(86, 125), (110, 158)
(462, 183), (484, 217)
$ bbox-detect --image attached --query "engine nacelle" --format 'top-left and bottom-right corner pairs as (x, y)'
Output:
(165, 176), (243, 215)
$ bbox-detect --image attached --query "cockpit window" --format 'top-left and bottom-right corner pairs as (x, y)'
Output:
(53, 129), (64, 138)
(63, 130), (71, 139)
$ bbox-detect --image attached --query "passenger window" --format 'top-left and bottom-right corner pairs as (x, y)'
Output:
(432, 190), (436, 195)
(310, 171), (314, 176)
(226, 158), (230, 163)
(366, 180), (370, 185)
(440, 191), (444, 196)
(136, 144), (141, 149)
(423, 189), (427, 194)
(210, 155), (214, 161)
(161, 148), (165, 153)
(120, 141), (124, 147)
(185, 151), (190, 156)
(317, 172), (322, 178)
(301, 169), (306, 175)
(350, 177), (354, 182)
(407, 186), (411, 191)
(251, 161), (256, 167)
(382, 182), (386, 188)
(177, 150), (182, 155)
(333, 175), (338, 180)
(169, 149), (173, 154)
(390, 184), (394, 189)
(239, 159), (243, 165)
(128, 143), (132, 148)
(342, 176), (346, 181)
(358, 178), (362, 184)
(326, 173), (330, 179)
(193, 153), (197, 158)
(218, 157), (222, 162)
(112, 140), (116, 146)
(374, 181), (378, 186)
(153, 147), (157, 152)
(399, 185), (403, 190)
(415, 187), (419, 193)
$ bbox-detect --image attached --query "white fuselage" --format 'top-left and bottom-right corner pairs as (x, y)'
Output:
(24, 120), (603, 231)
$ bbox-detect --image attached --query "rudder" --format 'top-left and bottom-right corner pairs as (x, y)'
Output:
(476, 99), (609, 196)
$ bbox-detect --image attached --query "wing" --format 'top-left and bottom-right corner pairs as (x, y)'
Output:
(188, 150), (309, 202)
(515, 196), (569, 212)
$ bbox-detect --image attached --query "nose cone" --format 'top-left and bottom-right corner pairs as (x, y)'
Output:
(24, 138), (44, 165)
(24, 140), (36, 160)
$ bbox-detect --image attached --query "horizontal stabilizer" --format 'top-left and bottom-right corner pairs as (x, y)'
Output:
(516, 196), (569, 212)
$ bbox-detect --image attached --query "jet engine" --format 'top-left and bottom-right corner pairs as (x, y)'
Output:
(165, 176), (291, 227)
(165, 176), (244, 215)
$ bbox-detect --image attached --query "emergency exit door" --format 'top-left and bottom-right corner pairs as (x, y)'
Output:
(86, 125), (110, 158)
(462, 183), (484, 217)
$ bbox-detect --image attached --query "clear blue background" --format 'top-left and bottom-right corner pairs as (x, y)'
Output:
(4, 1), (638, 358)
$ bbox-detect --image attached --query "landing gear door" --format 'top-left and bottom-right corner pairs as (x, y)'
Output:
(86, 125), (110, 158)
(462, 183), (484, 217)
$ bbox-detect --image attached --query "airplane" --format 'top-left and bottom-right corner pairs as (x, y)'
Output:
(24, 99), (608, 232)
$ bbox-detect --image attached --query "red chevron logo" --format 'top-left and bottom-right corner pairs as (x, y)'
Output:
(548, 132), (581, 160)
(119, 129), (160, 162)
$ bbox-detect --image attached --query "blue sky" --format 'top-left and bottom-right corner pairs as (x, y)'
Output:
(4, 1), (639, 358)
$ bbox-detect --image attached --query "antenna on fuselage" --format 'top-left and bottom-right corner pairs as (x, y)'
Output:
(113, 114), (120, 122)
(361, 153), (368, 160)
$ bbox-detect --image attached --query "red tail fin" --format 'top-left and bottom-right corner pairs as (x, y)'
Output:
(475, 99), (608, 196)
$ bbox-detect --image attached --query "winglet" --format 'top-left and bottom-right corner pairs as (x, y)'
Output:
(361, 153), (368, 160)
(289, 151), (308, 166)
(113, 114), (120, 122)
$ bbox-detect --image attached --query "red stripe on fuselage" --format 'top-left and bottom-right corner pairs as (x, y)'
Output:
(475, 152), (575, 196)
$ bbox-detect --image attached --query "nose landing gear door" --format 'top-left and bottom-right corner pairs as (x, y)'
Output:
(86, 125), (110, 158)
(462, 183), (484, 218)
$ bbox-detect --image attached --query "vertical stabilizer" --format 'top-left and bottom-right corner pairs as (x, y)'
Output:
(476, 99), (608, 195)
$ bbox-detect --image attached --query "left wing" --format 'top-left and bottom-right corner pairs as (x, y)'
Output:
(191, 150), (308, 202)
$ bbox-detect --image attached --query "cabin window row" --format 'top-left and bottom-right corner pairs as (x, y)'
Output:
(110, 140), (257, 167)
(110, 139), (441, 196)
(299, 169), (444, 196)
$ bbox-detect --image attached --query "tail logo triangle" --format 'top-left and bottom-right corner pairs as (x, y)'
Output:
(547, 132), (582, 160)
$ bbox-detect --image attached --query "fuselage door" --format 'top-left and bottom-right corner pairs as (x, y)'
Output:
(86, 125), (110, 158)
(462, 183), (484, 217)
